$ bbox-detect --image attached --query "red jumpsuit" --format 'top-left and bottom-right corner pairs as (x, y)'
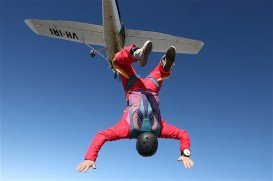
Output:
(85, 45), (191, 161)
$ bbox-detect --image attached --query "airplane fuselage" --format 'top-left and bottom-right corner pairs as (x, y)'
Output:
(102, 0), (125, 62)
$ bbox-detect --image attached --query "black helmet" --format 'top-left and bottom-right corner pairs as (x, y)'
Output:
(136, 132), (158, 157)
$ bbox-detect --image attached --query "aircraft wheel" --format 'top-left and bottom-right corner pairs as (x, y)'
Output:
(90, 50), (96, 57)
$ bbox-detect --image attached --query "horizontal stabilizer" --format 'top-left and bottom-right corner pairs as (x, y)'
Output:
(25, 19), (105, 46)
(125, 29), (204, 54)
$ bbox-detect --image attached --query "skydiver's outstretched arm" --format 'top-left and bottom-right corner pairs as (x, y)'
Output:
(160, 119), (194, 169)
(77, 110), (130, 172)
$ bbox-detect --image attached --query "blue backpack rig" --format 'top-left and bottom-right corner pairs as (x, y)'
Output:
(125, 75), (161, 138)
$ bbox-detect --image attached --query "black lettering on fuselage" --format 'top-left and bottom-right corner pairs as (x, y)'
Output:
(59, 30), (63, 37)
(53, 29), (60, 36)
(49, 28), (54, 35)
(66, 31), (72, 38)
(49, 28), (79, 40)
(73, 33), (79, 40)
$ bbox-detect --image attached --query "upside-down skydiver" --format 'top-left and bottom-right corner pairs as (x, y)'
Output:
(77, 40), (194, 172)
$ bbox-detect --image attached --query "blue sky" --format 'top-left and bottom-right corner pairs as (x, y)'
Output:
(1, 0), (272, 181)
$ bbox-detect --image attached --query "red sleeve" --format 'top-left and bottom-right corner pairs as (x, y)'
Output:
(84, 110), (130, 161)
(159, 119), (191, 152)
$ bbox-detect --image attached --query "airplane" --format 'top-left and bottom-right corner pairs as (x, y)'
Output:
(25, 0), (204, 77)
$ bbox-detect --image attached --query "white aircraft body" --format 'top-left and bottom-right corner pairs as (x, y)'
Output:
(25, 0), (204, 73)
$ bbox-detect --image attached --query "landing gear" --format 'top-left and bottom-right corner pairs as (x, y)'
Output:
(83, 42), (118, 79)
(84, 42), (106, 59)
(90, 50), (96, 57)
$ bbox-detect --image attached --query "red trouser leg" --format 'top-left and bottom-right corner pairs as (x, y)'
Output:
(144, 63), (172, 92)
(113, 44), (172, 96)
(113, 44), (139, 92)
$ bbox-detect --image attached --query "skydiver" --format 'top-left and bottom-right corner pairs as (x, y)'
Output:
(77, 40), (194, 172)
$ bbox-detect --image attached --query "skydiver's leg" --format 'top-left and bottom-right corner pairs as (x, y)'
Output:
(112, 41), (152, 91)
(112, 44), (139, 92)
(113, 44), (137, 77)
(145, 46), (176, 93)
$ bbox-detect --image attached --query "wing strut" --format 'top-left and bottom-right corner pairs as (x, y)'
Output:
(83, 42), (107, 60)
(83, 42), (119, 79)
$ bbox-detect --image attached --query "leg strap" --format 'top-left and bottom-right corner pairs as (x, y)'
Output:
(112, 58), (130, 79)
(147, 76), (160, 88)
(126, 74), (140, 91)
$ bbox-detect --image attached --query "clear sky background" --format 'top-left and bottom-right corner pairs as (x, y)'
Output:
(1, 0), (272, 181)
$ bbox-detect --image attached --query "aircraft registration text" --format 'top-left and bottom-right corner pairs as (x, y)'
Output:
(49, 28), (79, 40)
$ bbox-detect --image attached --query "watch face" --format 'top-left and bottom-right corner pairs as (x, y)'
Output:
(184, 149), (191, 156)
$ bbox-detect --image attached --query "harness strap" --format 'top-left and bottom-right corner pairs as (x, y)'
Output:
(126, 74), (140, 91)
(112, 58), (130, 79)
(129, 107), (140, 138)
(140, 94), (153, 132)
(128, 91), (161, 138)
(147, 77), (160, 88)
(146, 93), (161, 136)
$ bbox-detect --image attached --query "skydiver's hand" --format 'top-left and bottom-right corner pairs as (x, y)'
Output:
(77, 160), (96, 172)
(178, 155), (194, 169)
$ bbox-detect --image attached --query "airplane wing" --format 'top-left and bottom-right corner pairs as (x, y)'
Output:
(125, 29), (204, 54)
(25, 19), (105, 46)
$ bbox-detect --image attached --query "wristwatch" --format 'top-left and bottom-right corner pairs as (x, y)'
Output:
(181, 149), (191, 157)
